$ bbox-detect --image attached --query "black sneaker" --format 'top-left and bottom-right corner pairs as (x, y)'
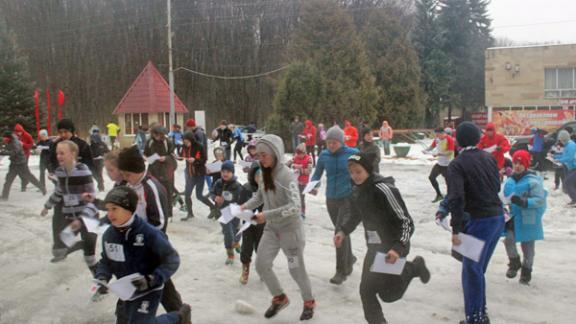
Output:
(299, 300), (315, 321)
(264, 294), (289, 319)
(207, 208), (221, 220)
(432, 194), (443, 203)
(344, 255), (358, 276)
(413, 256), (430, 284)
(329, 272), (347, 285)
(178, 303), (192, 324)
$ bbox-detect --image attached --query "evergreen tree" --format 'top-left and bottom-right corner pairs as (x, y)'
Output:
(280, 0), (379, 125)
(0, 19), (35, 132)
(360, 9), (425, 128)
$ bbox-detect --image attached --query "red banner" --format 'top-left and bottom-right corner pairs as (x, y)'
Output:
(492, 109), (575, 135)
(46, 89), (52, 135)
(34, 89), (40, 139)
(57, 89), (65, 120)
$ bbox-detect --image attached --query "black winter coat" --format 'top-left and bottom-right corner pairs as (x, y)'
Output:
(48, 136), (94, 173)
(341, 174), (414, 256)
(210, 177), (242, 209)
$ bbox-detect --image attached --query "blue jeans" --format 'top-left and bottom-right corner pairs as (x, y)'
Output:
(120, 290), (180, 324)
(184, 172), (214, 209)
(382, 139), (391, 155)
(221, 217), (240, 249)
(461, 215), (505, 324)
(564, 169), (576, 201)
(205, 175), (213, 190)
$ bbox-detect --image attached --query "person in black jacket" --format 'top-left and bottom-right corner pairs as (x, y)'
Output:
(360, 127), (381, 174)
(93, 186), (191, 324)
(334, 153), (430, 324)
(89, 128), (110, 192)
(213, 120), (233, 160)
(36, 129), (53, 190)
(47, 119), (94, 175)
(178, 132), (215, 220)
(447, 122), (505, 324)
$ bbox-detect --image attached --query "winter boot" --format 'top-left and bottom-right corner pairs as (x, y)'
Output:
(506, 257), (522, 279)
(519, 267), (532, 285)
(181, 197), (194, 221)
(50, 248), (68, 263)
(208, 208), (221, 220)
(240, 263), (250, 285)
(264, 294), (290, 319)
(413, 256), (431, 284)
(432, 194), (443, 203)
(299, 299), (316, 321)
(329, 272), (347, 285)
(178, 303), (192, 324)
(225, 249), (235, 265)
(344, 255), (358, 276)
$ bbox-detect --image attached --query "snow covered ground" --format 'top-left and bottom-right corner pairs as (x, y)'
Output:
(1, 144), (575, 324)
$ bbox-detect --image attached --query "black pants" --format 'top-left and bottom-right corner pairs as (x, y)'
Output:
(429, 164), (448, 197)
(93, 159), (105, 191)
(306, 145), (316, 167)
(360, 249), (417, 324)
(240, 223), (265, 264)
(2, 163), (43, 199)
(327, 197), (355, 275)
(234, 141), (244, 161)
(115, 279), (183, 324)
(555, 165), (567, 190)
(21, 156), (30, 190)
(39, 158), (49, 190)
(531, 151), (546, 171)
(316, 141), (326, 158)
(51, 210), (97, 257)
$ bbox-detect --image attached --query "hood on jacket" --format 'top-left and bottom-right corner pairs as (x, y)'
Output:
(485, 123), (496, 137)
(344, 120), (352, 128)
(382, 121), (389, 127)
(305, 120), (313, 128)
(256, 134), (285, 167)
(14, 124), (25, 134)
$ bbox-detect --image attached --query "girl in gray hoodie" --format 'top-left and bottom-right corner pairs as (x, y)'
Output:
(242, 134), (315, 321)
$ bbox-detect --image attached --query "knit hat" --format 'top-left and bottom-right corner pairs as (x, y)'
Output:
(151, 125), (167, 136)
(485, 123), (495, 131)
(118, 145), (146, 173)
(456, 122), (481, 148)
(221, 160), (235, 174)
(183, 131), (196, 144)
(295, 143), (307, 153)
(326, 125), (345, 144)
(186, 119), (196, 128)
(512, 150), (531, 170)
(57, 118), (75, 133)
(558, 129), (571, 144)
(444, 127), (453, 135)
(39, 129), (48, 137)
(348, 152), (374, 175)
(104, 186), (139, 213)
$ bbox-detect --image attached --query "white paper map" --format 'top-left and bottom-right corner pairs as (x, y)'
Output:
(59, 225), (81, 248)
(206, 161), (223, 174)
(302, 180), (320, 195)
(452, 233), (485, 262)
(146, 153), (161, 165)
(370, 252), (406, 275)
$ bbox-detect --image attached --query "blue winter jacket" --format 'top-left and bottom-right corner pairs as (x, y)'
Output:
(311, 146), (359, 199)
(233, 127), (244, 143)
(503, 172), (546, 242)
(554, 140), (576, 170)
(530, 130), (544, 153)
(95, 215), (180, 299)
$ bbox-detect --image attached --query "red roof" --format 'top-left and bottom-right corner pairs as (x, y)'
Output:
(113, 61), (188, 114)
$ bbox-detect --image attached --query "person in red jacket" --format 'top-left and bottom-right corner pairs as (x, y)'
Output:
(344, 120), (359, 148)
(477, 123), (510, 171)
(14, 123), (35, 192)
(301, 120), (317, 166)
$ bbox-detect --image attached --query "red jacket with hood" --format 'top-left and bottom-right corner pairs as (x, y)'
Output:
(14, 124), (34, 158)
(344, 121), (359, 147)
(477, 123), (510, 169)
(302, 120), (317, 147)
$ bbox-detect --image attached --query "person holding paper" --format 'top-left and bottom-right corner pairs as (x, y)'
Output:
(502, 150), (547, 285)
(36, 129), (53, 190)
(553, 130), (576, 205)
(241, 134), (315, 321)
(94, 186), (191, 324)
(241, 143), (259, 173)
(359, 127), (381, 174)
(334, 152), (430, 324)
(237, 163), (265, 285)
(310, 125), (359, 285)
(210, 160), (242, 265)
(40, 140), (99, 273)
(447, 122), (505, 324)
(423, 127), (455, 202)
(286, 143), (313, 219)
(178, 132), (215, 221)
(477, 123), (510, 172)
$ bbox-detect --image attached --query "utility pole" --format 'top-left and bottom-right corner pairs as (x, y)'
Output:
(167, 0), (176, 127)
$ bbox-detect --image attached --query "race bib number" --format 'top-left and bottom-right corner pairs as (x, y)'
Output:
(63, 195), (80, 207)
(105, 242), (126, 262)
(367, 231), (382, 244)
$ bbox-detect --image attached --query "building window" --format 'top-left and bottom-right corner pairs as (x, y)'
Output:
(125, 113), (149, 135)
(158, 112), (171, 129)
(545, 67), (576, 98)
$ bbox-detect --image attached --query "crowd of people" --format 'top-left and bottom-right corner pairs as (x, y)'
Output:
(0, 115), (562, 324)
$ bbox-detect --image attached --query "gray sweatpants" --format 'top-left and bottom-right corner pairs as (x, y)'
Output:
(504, 229), (536, 270)
(255, 218), (314, 301)
(327, 197), (355, 275)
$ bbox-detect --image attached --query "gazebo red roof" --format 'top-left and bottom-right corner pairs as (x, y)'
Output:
(113, 61), (188, 114)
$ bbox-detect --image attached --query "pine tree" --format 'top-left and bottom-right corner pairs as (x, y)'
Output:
(0, 19), (35, 133)
(282, 0), (379, 125)
(360, 9), (425, 128)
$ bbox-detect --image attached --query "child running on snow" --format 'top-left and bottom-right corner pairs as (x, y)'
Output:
(210, 160), (242, 265)
(334, 152), (430, 324)
(93, 186), (191, 324)
(286, 143), (313, 219)
(40, 140), (99, 272)
(502, 150), (547, 285)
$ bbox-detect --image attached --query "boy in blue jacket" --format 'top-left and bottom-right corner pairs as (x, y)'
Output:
(503, 150), (546, 285)
(554, 130), (576, 205)
(93, 186), (191, 324)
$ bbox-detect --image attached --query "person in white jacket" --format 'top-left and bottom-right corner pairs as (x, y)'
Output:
(241, 134), (315, 321)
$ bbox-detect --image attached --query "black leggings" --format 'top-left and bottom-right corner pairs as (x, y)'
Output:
(429, 164), (448, 197)
(306, 145), (316, 166)
(234, 141), (244, 161)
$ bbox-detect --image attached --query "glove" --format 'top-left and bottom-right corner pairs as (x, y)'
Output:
(131, 274), (155, 292)
(510, 195), (528, 208)
(91, 278), (109, 302)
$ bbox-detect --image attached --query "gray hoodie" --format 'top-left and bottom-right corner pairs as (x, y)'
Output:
(4, 134), (26, 165)
(244, 134), (301, 227)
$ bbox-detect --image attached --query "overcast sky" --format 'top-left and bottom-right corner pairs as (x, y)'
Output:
(488, 0), (576, 45)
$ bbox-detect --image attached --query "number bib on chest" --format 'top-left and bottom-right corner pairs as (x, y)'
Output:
(105, 242), (126, 262)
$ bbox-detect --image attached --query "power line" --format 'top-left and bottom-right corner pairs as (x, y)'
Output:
(493, 19), (576, 29)
(174, 65), (289, 80)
